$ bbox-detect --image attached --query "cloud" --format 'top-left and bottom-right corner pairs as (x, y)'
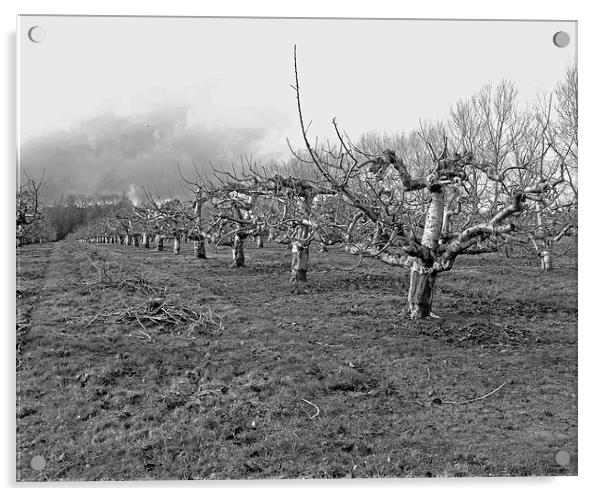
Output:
(19, 103), (290, 201)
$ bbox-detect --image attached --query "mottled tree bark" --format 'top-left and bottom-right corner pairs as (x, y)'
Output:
(256, 235), (264, 248)
(193, 237), (207, 259)
(535, 202), (553, 271)
(408, 261), (438, 319)
(192, 192), (207, 259)
(173, 235), (181, 255)
(407, 188), (444, 318)
(540, 249), (552, 271)
(142, 232), (150, 249)
(231, 233), (245, 268)
(290, 241), (309, 283)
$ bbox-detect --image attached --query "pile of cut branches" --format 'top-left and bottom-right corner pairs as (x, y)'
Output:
(73, 295), (224, 340)
(64, 250), (165, 296)
(113, 273), (163, 296)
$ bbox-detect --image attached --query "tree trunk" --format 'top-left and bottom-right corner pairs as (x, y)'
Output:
(134, 235), (140, 247)
(193, 194), (207, 258)
(535, 202), (554, 271)
(231, 234), (245, 268)
(256, 235), (264, 248)
(193, 237), (207, 259)
(407, 188), (444, 318)
(372, 225), (386, 249)
(290, 242), (309, 283)
(421, 189), (444, 250)
(173, 236), (181, 255)
(540, 249), (552, 271)
(156, 236), (164, 251)
(142, 232), (149, 249)
(407, 261), (438, 319)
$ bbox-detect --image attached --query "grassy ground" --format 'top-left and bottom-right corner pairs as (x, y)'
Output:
(16, 239), (577, 480)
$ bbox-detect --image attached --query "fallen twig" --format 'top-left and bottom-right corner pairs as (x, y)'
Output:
(133, 312), (152, 342)
(315, 341), (344, 348)
(335, 255), (364, 272)
(301, 398), (320, 419)
(442, 383), (506, 405)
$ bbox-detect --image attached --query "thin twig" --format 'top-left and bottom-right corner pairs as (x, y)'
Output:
(133, 312), (152, 342)
(301, 398), (320, 419)
(442, 383), (506, 405)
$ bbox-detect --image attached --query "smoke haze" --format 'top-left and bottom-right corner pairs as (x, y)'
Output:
(19, 104), (290, 201)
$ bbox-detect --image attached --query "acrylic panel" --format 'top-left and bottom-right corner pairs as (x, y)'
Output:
(16, 16), (577, 481)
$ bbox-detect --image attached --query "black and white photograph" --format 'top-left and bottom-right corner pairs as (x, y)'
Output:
(15, 14), (578, 481)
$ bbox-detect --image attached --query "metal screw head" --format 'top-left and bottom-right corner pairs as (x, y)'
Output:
(554, 450), (570, 466)
(553, 31), (570, 48)
(27, 26), (46, 43)
(30, 455), (46, 471)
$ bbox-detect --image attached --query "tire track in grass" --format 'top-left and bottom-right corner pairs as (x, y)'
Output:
(16, 241), (62, 481)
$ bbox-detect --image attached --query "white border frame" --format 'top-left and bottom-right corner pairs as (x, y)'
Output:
(3, 2), (599, 495)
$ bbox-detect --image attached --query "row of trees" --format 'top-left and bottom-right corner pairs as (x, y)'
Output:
(32, 55), (578, 319)
(16, 180), (146, 246)
(16, 173), (56, 246)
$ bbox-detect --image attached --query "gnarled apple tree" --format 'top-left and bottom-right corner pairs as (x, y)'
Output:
(292, 48), (574, 318)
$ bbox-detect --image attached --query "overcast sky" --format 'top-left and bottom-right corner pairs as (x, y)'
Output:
(18, 16), (576, 199)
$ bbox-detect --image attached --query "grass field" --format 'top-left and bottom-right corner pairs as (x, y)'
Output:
(16, 239), (577, 480)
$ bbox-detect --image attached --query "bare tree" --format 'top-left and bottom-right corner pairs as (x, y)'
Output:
(175, 162), (212, 259)
(206, 169), (272, 268)
(16, 172), (44, 246)
(207, 156), (342, 281)
(292, 47), (573, 318)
